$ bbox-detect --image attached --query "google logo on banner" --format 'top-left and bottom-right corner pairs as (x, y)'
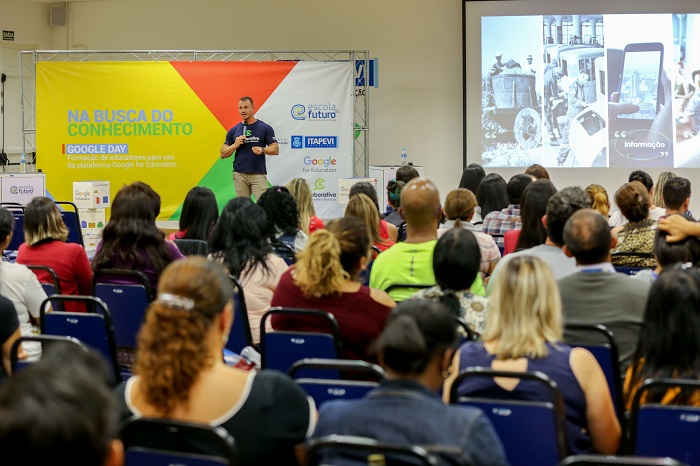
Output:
(304, 156), (337, 168)
(291, 104), (306, 120)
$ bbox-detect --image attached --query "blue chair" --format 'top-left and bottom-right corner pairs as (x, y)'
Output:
(306, 435), (441, 466)
(564, 324), (623, 423)
(559, 455), (688, 465)
(173, 239), (209, 257)
(55, 201), (84, 247)
(40, 294), (121, 384)
(453, 316), (477, 344)
(225, 275), (253, 355)
(120, 417), (236, 466)
(288, 358), (384, 408)
(26, 264), (63, 311)
(6, 206), (25, 251)
(270, 241), (296, 265)
(449, 367), (568, 466)
(259, 307), (341, 376)
(93, 269), (153, 350)
(629, 378), (700, 466)
(10, 334), (87, 374)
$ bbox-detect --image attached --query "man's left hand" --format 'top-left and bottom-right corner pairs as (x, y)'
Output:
(253, 146), (264, 155)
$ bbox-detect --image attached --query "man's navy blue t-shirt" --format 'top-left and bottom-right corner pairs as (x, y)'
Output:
(224, 119), (276, 174)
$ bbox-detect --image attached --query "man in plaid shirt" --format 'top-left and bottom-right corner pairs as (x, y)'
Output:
(483, 174), (533, 250)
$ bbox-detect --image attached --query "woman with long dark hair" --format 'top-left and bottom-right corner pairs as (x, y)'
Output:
(624, 266), (700, 407)
(168, 186), (219, 241)
(504, 179), (557, 255)
(257, 185), (307, 252)
(92, 182), (184, 292)
(209, 197), (288, 344)
(459, 163), (486, 223)
(476, 173), (509, 221)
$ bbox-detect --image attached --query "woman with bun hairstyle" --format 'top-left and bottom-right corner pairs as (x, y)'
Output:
(310, 300), (508, 466)
(586, 184), (610, 218)
(611, 181), (657, 268)
(383, 179), (405, 228)
(118, 257), (315, 466)
(271, 217), (395, 361)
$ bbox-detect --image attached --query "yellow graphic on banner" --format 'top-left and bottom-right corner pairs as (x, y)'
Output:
(36, 62), (225, 219)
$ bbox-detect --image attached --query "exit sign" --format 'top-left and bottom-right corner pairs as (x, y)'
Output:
(2, 31), (14, 41)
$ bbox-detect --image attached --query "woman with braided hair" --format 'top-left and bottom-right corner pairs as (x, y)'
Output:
(117, 257), (315, 466)
(271, 216), (395, 361)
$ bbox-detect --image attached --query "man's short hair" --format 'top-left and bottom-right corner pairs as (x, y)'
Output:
(663, 177), (691, 211)
(563, 209), (612, 265)
(546, 187), (592, 247)
(653, 222), (700, 267)
(628, 170), (653, 192)
(396, 165), (420, 184)
(507, 174), (534, 205)
(239, 96), (254, 105)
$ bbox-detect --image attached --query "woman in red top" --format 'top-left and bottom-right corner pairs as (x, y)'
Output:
(286, 177), (325, 236)
(344, 193), (395, 252)
(17, 197), (93, 312)
(271, 217), (395, 361)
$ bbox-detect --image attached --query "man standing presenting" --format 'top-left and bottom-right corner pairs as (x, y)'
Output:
(220, 96), (279, 200)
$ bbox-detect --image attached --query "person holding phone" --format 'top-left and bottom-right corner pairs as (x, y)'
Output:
(557, 73), (589, 166)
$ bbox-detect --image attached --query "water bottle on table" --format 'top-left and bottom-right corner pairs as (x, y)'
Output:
(401, 147), (407, 166)
(20, 153), (26, 173)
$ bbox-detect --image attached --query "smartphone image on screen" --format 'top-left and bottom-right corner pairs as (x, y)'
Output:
(617, 42), (664, 125)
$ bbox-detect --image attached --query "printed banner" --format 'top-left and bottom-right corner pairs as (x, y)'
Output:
(36, 61), (354, 220)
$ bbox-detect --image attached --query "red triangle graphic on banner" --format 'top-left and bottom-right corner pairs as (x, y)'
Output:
(170, 61), (297, 130)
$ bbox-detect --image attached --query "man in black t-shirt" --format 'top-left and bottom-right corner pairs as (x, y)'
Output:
(220, 96), (279, 200)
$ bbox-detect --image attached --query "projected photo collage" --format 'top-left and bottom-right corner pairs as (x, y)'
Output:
(479, 14), (700, 168)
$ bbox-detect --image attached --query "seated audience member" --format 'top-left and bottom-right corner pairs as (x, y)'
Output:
(0, 296), (25, 381)
(633, 225), (700, 284)
(257, 186), (308, 253)
(504, 179), (557, 255)
(395, 164), (420, 184)
(271, 217), (395, 362)
(345, 193), (395, 252)
(0, 207), (47, 359)
(609, 170), (665, 227)
(438, 188), (500, 276)
(311, 300), (508, 466)
(586, 184), (610, 218)
(559, 209), (651, 373)
(483, 174), (533, 250)
(651, 171), (677, 210)
(624, 266), (700, 408)
(0, 343), (123, 465)
(349, 182), (398, 242)
(92, 182), (184, 293)
(119, 257), (315, 465)
(611, 181), (657, 268)
(167, 186), (219, 241)
(446, 255), (621, 455)
(662, 177), (692, 218)
(383, 179), (405, 227)
(208, 197), (288, 345)
(287, 178), (325, 235)
(413, 228), (489, 335)
(524, 163), (550, 180)
(489, 187), (591, 289)
(16, 197), (93, 313)
(458, 163), (486, 222)
(476, 173), (509, 229)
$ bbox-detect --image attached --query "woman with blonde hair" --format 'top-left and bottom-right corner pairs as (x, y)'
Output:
(445, 255), (621, 455)
(271, 217), (395, 361)
(118, 257), (315, 465)
(586, 184), (610, 218)
(652, 171), (677, 209)
(286, 177), (324, 235)
(344, 193), (395, 253)
(17, 196), (93, 312)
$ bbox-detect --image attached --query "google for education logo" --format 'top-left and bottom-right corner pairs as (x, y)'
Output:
(291, 104), (306, 120)
(314, 179), (326, 191)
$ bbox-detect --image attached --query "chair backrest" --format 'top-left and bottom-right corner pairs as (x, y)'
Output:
(260, 307), (341, 375)
(6, 206), (25, 251)
(490, 233), (505, 255)
(225, 275), (253, 354)
(396, 222), (407, 242)
(559, 455), (688, 466)
(306, 435), (439, 466)
(289, 359), (384, 409)
(629, 378), (700, 465)
(93, 269), (153, 349)
(270, 241), (296, 265)
(120, 417), (236, 466)
(55, 201), (84, 246)
(563, 323), (623, 422)
(449, 367), (568, 466)
(26, 264), (63, 311)
(383, 283), (434, 302)
(611, 252), (655, 269)
(613, 266), (647, 276)
(40, 294), (120, 384)
(173, 239), (209, 257)
(10, 334), (87, 374)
